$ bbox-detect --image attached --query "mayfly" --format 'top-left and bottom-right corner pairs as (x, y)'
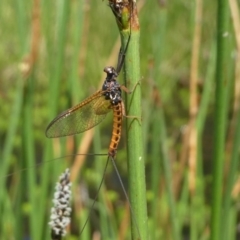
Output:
(46, 2), (132, 159)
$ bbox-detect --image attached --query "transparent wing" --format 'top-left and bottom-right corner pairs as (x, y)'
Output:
(46, 91), (112, 138)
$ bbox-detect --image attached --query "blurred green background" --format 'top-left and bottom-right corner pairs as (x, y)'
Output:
(1, 0), (239, 239)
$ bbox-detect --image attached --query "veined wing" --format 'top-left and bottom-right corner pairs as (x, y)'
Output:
(46, 91), (112, 138)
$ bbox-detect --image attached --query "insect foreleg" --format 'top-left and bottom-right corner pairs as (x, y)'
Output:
(120, 79), (140, 94)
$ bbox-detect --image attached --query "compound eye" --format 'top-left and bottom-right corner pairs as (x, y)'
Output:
(104, 66), (111, 73)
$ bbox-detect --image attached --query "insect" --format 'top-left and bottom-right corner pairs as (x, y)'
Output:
(46, 4), (131, 158)
(46, 66), (126, 158)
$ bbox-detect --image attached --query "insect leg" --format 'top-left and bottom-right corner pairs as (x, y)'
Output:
(78, 156), (110, 237)
(121, 101), (142, 124)
(120, 78), (140, 94)
(109, 155), (141, 240)
(116, 33), (131, 74)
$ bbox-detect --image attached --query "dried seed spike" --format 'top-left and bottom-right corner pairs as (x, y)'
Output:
(49, 169), (72, 240)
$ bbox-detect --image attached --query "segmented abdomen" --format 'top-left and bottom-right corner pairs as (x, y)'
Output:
(109, 103), (122, 157)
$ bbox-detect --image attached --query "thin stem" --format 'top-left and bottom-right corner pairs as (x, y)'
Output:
(210, 0), (230, 239)
(122, 4), (148, 240)
(221, 1), (240, 238)
(158, 107), (180, 240)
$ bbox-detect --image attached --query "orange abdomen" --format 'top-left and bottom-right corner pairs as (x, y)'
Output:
(109, 103), (122, 157)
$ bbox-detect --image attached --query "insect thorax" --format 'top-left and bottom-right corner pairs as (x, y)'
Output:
(102, 66), (122, 105)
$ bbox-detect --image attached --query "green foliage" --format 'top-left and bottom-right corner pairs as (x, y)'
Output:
(0, 0), (239, 239)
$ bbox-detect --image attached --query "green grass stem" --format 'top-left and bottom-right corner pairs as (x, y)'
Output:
(210, 0), (230, 239)
(149, 109), (162, 240)
(196, 42), (216, 133)
(158, 109), (180, 240)
(121, 5), (148, 240)
(22, 75), (38, 240)
(221, 92), (240, 239)
(0, 77), (24, 237)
